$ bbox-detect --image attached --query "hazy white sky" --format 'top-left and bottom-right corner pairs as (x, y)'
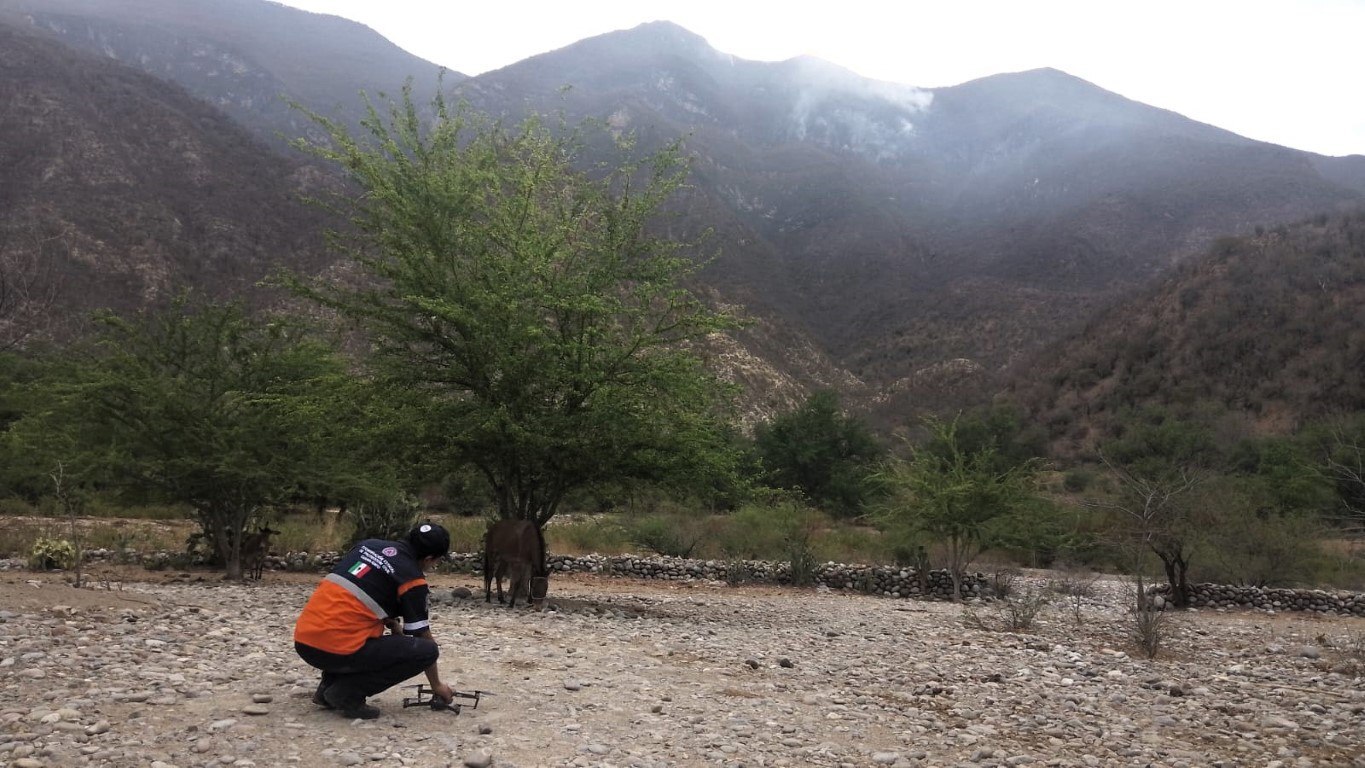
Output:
(276, 0), (1365, 157)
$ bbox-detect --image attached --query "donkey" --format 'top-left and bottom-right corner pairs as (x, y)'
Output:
(243, 525), (280, 581)
(483, 519), (548, 609)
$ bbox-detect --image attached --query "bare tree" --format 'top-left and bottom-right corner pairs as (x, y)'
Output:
(1126, 568), (1170, 659)
(1050, 566), (1099, 626)
(50, 461), (87, 589)
(1319, 419), (1365, 537)
(1087, 454), (1201, 608)
(0, 226), (63, 349)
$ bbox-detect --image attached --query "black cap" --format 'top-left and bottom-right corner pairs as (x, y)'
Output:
(407, 523), (450, 559)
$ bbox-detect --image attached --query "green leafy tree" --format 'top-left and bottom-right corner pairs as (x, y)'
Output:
(1103, 407), (1220, 476)
(923, 403), (1046, 473)
(9, 299), (376, 579)
(1227, 436), (1335, 517)
(754, 390), (883, 517)
(2, 349), (117, 509)
(1198, 433), (1335, 587)
(0, 350), (54, 498)
(874, 417), (1042, 600)
(1193, 475), (1328, 587)
(287, 88), (738, 527)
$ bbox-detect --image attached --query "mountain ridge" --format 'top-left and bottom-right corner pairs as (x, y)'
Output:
(0, 0), (455, 149)
(3, 3), (1364, 426)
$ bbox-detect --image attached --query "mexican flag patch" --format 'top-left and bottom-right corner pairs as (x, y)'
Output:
(348, 561), (371, 579)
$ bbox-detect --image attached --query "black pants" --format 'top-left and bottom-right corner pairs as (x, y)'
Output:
(295, 635), (438, 706)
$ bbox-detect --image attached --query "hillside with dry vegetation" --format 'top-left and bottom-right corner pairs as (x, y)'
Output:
(1011, 209), (1365, 452)
(0, 23), (339, 337)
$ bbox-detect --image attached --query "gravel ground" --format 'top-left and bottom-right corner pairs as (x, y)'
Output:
(2, 567), (1363, 768)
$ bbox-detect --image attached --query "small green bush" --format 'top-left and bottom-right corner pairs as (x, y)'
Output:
(716, 504), (797, 560)
(29, 537), (77, 571)
(627, 514), (703, 558)
(347, 492), (422, 546)
(1131, 589), (1169, 659)
(1196, 509), (1340, 588)
(0, 496), (36, 516)
(1062, 469), (1094, 492)
(717, 501), (825, 585)
(815, 525), (888, 565)
(885, 531), (930, 570)
(723, 555), (750, 587)
(787, 540), (818, 586)
(963, 584), (1052, 632)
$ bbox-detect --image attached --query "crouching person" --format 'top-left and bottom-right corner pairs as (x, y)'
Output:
(293, 523), (454, 719)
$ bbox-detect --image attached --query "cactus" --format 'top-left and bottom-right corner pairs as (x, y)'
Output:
(29, 537), (78, 571)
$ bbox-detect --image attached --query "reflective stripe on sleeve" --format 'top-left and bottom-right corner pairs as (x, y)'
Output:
(324, 573), (387, 620)
(403, 619), (430, 633)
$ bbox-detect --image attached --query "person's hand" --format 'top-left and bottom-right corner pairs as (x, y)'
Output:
(431, 682), (455, 704)
(383, 617), (402, 634)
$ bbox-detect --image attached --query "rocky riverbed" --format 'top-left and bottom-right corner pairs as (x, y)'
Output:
(1, 567), (1363, 768)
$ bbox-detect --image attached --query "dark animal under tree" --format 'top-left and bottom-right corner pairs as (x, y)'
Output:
(483, 520), (547, 608)
(243, 525), (280, 581)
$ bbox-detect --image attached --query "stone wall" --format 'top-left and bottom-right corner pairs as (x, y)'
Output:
(26, 548), (1365, 615)
(61, 548), (985, 600)
(1150, 582), (1365, 617)
(443, 552), (983, 600)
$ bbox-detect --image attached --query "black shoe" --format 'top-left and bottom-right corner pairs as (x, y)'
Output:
(312, 682), (334, 709)
(339, 702), (381, 720)
(323, 684), (380, 720)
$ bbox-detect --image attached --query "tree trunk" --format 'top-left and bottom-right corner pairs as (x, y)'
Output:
(1155, 547), (1190, 608)
(1174, 551), (1191, 606)
(220, 528), (244, 581)
(207, 507), (247, 580)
